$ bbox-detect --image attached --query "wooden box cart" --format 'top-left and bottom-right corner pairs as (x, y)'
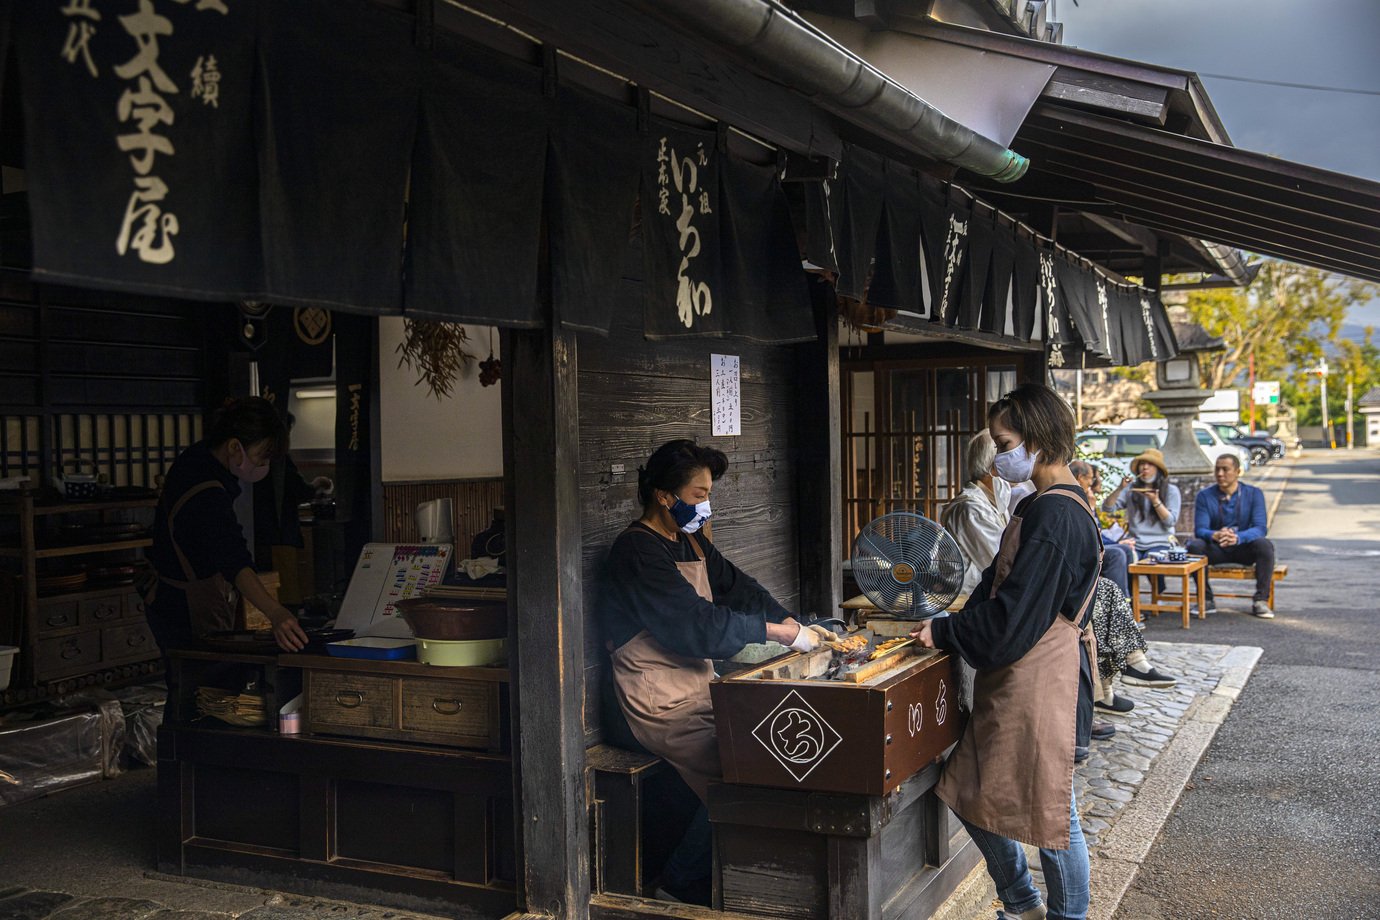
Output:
(710, 645), (963, 796)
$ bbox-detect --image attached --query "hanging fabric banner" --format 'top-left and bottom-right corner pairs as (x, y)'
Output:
(13, 0), (260, 298)
(799, 179), (840, 276)
(931, 190), (973, 327)
(642, 119), (724, 337)
(406, 36), (548, 325)
(917, 175), (949, 320)
(550, 85), (639, 334)
(333, 311), (372, 527)
(1010, 235), (1040, 342)
(716, 154), (814, 344)
(832, 147), (885, 303)
(1145, 289), (1180, 360)
(1040, 249), (1075, 370)
(1056, 256), (1106, 358)
(258, 0), (418, 314)
(983, 220), (1017, 336)
(955, 207), (994, 331)
(869, 164), (923, 312)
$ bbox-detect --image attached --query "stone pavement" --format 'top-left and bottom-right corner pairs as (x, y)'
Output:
(0, 883), (455, 920)
(933, 639), (1262, 920)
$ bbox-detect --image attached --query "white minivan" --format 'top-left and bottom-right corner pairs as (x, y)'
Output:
(1099, 419), (1250, 471)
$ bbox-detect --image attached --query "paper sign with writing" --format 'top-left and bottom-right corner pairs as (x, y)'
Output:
(712, 354), (741, 437)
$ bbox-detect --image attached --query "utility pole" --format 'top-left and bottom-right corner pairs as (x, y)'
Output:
(1317, 358), (1334, 449)
(1346, 377), (1355, 449)
(1075, 368), (1084, 428)
(1249, 352), (1257, 434)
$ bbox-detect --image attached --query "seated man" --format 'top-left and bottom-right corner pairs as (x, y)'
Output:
(1185, 454), (1276, 619)
(1070, 460), (1133, 598)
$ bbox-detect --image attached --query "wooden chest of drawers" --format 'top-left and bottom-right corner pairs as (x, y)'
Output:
(294, 654), (508, 752)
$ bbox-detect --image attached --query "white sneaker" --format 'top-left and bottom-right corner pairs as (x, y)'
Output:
(1251, 601), (1275, 619)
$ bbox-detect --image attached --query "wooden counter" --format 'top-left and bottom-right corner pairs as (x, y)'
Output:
(157, 649), (517, 918)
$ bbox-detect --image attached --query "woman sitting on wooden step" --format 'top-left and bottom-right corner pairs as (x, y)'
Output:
(599, 438), (826, 906)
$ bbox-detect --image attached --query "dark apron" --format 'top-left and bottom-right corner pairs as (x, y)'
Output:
(146, 480), (239, 639)
(936, 487), (1101, 848)
(609, 530), (721, 804)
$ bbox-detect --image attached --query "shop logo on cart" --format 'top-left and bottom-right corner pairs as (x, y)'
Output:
(752, 690), (843, 783)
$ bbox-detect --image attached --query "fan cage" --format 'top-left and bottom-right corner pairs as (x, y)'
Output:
(851, 511), (965, 619)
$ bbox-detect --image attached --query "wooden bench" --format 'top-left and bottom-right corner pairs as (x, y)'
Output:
(1208, 563), (1288, 609)
(586, 743), (667, 897)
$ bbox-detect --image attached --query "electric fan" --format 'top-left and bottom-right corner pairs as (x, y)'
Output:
(851, 511), (965, 619)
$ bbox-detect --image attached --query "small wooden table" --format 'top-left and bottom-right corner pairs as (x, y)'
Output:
(1128, 556), (1208, 629)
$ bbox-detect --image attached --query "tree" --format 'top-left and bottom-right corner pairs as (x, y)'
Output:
(1182, 261), (1377, 391)
(1286, 328), (1380, 428)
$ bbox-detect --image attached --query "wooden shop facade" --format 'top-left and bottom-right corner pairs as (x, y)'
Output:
(6, 2), (1377, 920)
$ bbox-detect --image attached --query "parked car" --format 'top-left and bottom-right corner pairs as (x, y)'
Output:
(1077, 420), (1251, 475)
(1208, 422), (1285, 466)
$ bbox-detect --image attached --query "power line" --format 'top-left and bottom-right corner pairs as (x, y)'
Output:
(1198, 72), (1380, 97)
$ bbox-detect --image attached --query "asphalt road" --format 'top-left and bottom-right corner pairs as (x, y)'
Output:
(1114, 450), (1380, 919)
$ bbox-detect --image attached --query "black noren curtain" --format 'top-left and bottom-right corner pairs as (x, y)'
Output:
(983, 221), (1017, 336)
(1011, 236), (1040, 342)
(405, 36), (548, 325)
(833, 147), (885, 302)
(956, 209), (994, 331)
(549, 85), (639, 334)
(641, 119), (723, 337)
(258, 0), (418, 313)
(930, 191), (973, 327)
(1057, 257), (1105, 356)
(869, 165), (922, 311)
(717, 155), (814, 344)
(13, 0), (260, 298)
(800, 180), (840, 276)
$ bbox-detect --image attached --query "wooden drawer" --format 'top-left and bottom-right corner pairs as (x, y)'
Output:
(36, 599), (80, 632)
(38, 631), (101, 677)
(102, 621), (157, 663)
(81, 594), (124, 628)
(124, 592), (148, 621)
(308, 673), (395, 731)
(400, 678), (494, 746)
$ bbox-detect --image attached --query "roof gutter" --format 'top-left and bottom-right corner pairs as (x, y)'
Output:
(634, 0), (1029, 182)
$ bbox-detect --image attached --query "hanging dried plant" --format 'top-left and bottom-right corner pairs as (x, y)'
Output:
(395, 319), (477, 400)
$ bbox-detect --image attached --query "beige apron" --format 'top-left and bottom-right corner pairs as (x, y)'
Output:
(609, 529), (721, 804)
(149, 480), (240, 638)
(936, 486), (1101, 849)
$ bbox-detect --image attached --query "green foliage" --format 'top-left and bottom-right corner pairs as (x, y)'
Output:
(1285, 327), (1380, 427)
(1181, 262), (1377, 401)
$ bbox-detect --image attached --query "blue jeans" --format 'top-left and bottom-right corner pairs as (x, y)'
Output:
(960, 793), (1089, 920)
(1100, 542), (1131, 597)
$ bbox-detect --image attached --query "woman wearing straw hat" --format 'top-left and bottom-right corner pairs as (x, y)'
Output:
(1101, 447), (1181, 556)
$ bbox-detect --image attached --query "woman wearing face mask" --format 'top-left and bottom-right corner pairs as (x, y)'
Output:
(912, 384), (1102, 920)
(600, 439), (820, 904)
(1101, 448), (1180, 556)
(145, 397), (309, 670)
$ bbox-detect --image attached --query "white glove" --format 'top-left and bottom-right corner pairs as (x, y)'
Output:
(806, 624), (839, 643)
(788, 624), (821, 653)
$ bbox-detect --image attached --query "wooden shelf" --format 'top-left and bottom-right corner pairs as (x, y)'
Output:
(36, 584), (139, 604)
(0, 496), (158, 516)
(281, 652), (510, 683)
(0, 537), (152, 559)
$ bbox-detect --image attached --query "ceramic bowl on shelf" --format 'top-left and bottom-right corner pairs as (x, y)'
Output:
(415, 637), (506, 668)
(395, 597), (507, 641)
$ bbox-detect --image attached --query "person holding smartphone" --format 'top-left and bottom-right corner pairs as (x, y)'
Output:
(1101, 448), (1180, 556)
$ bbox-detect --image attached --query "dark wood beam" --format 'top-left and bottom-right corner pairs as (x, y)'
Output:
(1043, 68), (1170, 125)
(1082, 213), (1159, 255)
(502, 319), (589, 916)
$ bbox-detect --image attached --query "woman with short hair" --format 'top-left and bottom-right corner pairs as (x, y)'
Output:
(913, 383), (1102, 920)
(600, 439), (824, 904)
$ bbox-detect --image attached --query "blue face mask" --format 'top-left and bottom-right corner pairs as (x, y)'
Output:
(669, 496), (712, 534)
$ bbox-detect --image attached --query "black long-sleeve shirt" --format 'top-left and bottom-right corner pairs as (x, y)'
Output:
(600, 522), (792, 660)
(930, 484), (1100, 669)
(146, 442), (254, 645)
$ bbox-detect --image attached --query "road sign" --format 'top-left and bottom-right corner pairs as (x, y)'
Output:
(1253, 381), (1281, 405)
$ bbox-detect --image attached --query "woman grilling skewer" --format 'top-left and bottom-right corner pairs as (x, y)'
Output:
(599, 439), (831, 905)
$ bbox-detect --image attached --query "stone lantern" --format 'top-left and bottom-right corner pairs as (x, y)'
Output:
(1144, 322), (1225, 532)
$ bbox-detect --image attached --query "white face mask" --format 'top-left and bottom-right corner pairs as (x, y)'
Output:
(993, 442), (1040, 483)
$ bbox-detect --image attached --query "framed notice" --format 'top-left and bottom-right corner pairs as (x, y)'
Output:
(712, 354), (741, 437)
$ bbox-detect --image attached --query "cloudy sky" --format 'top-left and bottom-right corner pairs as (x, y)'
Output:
(1054, 0), (1380, 324)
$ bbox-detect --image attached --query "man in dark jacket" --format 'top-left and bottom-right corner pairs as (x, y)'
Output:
(1186, 455), (1276, 618)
